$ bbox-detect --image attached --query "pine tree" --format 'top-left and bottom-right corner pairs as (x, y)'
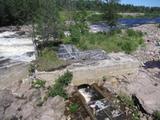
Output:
(104, 0), (120, 28)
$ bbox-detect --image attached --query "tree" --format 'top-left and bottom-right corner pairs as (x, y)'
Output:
(33, 0), (61, 42)
(104, 0), (120, 28)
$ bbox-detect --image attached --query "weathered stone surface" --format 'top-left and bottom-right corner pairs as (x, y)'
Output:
(40, 96), (66, 120)
(37, 53), (139, 86)
(0, 90), (15, 120)
(0, 80), (66, 120)
(127, 70), (160, 114)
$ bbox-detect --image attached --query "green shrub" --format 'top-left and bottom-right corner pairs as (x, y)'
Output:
(69, 103), (79, 113)
(87, 13), (105, 23)
(126, 29), (143, 37)
(154, 111), (160, 120)
(70, 25), (81, 44)
(48, 71), (73, 98)
(32, 79), (46, 88)
(65, 29), (143, 54)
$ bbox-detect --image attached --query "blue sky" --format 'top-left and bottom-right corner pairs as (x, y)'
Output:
(120, 0), (160, 7)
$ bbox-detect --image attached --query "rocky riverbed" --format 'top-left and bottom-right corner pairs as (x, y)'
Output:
(0, 25), (35, 65)
(0, 26), (36, 88)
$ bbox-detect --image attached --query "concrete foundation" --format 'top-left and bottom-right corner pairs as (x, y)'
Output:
(36, 53), (140, 86)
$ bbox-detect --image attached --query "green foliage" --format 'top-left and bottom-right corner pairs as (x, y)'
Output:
(36, 48), (65, 71)
(87, 13), (105, 23)
(118, 94), (140, 120)
(64, 29), (144, 54)
(154, 111), (160, 120)
(32, 79), (46, 88)
(33, 0), (62, 41)
(104, 0), (120, 27)
(69, 103), (79, 113)
(0, 0), (39, 26)
(48, 71), (73, 98)
(69, 25), (81, 44)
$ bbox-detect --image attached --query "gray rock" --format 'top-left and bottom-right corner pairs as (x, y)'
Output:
(0, 107), (4, 120)
(127, 70), (160, 114)
(0, 90), (14, 108)
(40, 96), (66, 120)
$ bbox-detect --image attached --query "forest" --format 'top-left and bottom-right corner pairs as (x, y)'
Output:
(0, 0), (160, 26)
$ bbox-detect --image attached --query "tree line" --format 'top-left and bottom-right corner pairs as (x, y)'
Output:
(0, 0), (160, 43)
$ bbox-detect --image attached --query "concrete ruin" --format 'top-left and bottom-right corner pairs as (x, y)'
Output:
(36, 53), (139, 86)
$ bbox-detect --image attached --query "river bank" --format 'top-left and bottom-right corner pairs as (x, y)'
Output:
(0, 25), (36, 88)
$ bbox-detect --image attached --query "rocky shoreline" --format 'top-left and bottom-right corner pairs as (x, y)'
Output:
(0, 24), (159, 120)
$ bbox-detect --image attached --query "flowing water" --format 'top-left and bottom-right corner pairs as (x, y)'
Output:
(0, 31), (35, 68)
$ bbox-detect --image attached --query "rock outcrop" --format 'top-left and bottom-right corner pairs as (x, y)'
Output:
(0, 80), (66, 120)
(127, 70), (160, 114)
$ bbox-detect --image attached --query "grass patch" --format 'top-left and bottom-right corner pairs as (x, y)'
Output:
(36, 48), (65, 71)
(48, 71), (73, 99)
(69, 103), (79, 113)
(87, 13), (105, 23)
(64, 29), (144, 54)
(32, 79), (46, 88)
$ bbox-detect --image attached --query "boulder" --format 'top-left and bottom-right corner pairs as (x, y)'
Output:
(127, 70), (160, 114)
(40, 96), (66, 120)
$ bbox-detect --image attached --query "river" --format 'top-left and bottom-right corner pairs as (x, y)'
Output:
(90, 17), (160, 32)
(0, 31), (35, 68)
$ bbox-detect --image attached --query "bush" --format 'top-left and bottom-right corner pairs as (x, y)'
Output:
(64, 29), (144, 54)
(69, 103), (79, 113)
(32, 79), (46, 88)
(126, 29), (143, 37)
(48, 71), (73, 99)
(69, 25), (81, 44)
(154, 111), (160, 120)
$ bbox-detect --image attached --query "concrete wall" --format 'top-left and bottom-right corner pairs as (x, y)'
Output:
(36, 58), (139, 86)
(0, 63), (29, 89)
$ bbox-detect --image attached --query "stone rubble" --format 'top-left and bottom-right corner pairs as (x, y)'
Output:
(132, 24), (160, 62)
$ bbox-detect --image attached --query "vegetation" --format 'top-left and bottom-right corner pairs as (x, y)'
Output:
(48, 71), (73, 99)
(33, 0), (62, 42)
(118, 93), (140, 120)
(69, 103), (79, 113)
(1, 0), (160, 27)
(36, 48), (65, 71)
(32, 79), (46, 88)
(64, 29), (144, 54)
(104, 0), (120, 27)
(154, 111), (160, 120)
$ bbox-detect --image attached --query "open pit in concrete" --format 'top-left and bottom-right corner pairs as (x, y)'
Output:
(77, 84), (125, 120)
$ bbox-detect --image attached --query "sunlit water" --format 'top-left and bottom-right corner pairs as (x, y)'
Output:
(0, 31), (35, 67)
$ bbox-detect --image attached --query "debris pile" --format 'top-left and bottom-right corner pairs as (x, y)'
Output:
(58, 44), (109, 61)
